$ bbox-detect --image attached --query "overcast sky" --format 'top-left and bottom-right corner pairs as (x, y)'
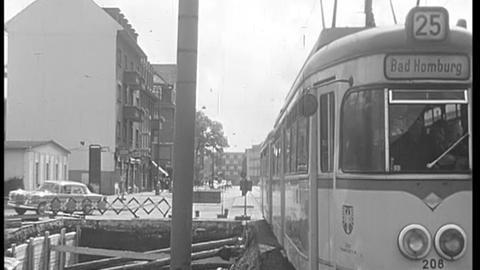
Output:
(4, 0), (472, 152)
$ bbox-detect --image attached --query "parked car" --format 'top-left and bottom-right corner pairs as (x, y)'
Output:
(7, 180), (106, 216)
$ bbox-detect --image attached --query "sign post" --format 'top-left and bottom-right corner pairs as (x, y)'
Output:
(236, 178), (252, 220)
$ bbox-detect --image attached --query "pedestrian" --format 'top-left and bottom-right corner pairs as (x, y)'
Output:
(120, 175), (126, 200)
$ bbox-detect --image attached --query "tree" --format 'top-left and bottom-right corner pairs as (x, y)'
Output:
(194, 111), (229, 185)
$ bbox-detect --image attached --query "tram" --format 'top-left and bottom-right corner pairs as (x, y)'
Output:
(258, 6), (471, 270)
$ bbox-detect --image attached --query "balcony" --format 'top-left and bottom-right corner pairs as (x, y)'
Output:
(123, 71), (143, 89)
(123, 105), (143, 122)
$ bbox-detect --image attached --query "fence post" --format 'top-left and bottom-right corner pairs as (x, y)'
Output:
(58, 228), (66, 270)
(10, 243), (16, 258)
(74, 225), (82, 264)
(27, 237), (34, 270)
(42, 231), (51, 270)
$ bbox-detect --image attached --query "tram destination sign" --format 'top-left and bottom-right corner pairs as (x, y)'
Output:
(384, 54), (469, 80)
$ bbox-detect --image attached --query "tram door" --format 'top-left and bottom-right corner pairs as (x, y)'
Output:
(317, 88), (335, 267)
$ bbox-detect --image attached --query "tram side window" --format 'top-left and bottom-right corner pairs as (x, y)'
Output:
(320, 93), (335, 172)
(341, 90), (385, 172)
(290, 123), (297, 172)
(272, 137), (282, 176)
(297, 117), (308, 172)
(284, 128), (291, 173)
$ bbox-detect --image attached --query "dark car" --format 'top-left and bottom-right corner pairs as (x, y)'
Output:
(8, 180), (106, 215)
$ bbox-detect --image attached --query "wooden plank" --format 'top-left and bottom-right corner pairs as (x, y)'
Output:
(51, 245), (170, 261)
(74, 225), (81, 264)
(63, 236), (239, 270)
(42, 231), (51, 270)
(27, 237), (34, 270)
(65, 238), (75, 266)
(48, 234), (60, 270)
(32, 236), (45, 270)
(11, 244), (27, 270)
(102, 247), (223, 270)
(65, 232), (77, 241)
(58, 228), (66, 270)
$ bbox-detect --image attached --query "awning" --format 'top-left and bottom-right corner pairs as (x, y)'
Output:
(151, 161), (169, 176)
(130, 157), (141, 164)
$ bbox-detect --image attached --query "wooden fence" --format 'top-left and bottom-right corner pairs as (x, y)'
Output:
(5, 227), (80, 270)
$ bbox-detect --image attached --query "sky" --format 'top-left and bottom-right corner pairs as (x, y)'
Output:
(4, 0), (472, 152)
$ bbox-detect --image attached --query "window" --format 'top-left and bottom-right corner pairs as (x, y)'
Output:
(159, 145), (172, 159)
(320, 93), (335, 172)
(389, 102), (469, 172)
(117, 85), (122, 103)
(163, 88), (172, 103)
(46, 163), (50, 180)
(64, 165), (67, 180)
(62, 185), (72, 194)
(71, 186), (85, 194)
(341, 89), (385, 172)
(297, 117), (308, 172)
(116, 121), (121, 141)
(55, 164), (59, 180)
(290, 122), (297, 172)
(123, 120), (128, 143)
(38, 182), (59, 193)
(123, 86), (128, 105)
(117, 49), (122, 67)
(273, 137), (282, 176)
(35, 162), (40, 186)
(284, 128), (291, 172)
(136, 129), (140, 148)
(124, 55), (127, 69)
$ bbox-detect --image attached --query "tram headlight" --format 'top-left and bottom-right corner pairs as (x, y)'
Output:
(398, 224), (431, 259)
(434, 224), (467, 261)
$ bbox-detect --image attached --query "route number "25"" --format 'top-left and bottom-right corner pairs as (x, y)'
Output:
(413, 10), (448, 41)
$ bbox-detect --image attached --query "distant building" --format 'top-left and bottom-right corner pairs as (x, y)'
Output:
(5, 0), (162, 194)
(245, 144), (261, 184)
(152, 64), (177, 171)
(217, 152), (245, 185)
(4, 140), (70, 191)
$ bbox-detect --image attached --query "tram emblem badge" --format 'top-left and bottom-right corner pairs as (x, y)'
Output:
(342, 205), (354, 235)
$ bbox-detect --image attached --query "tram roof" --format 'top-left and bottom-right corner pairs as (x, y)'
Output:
(303, 25), (471, 80)
(274, 25), (471, 129)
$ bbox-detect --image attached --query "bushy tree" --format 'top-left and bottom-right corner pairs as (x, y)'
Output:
(194, 111), (229, 184)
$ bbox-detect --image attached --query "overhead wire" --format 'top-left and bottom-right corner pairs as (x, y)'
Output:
(319, 0), (326, 29)
(389, 0), (398, 24)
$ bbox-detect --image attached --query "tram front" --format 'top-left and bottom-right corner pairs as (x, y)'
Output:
(337, 7), (471, 270)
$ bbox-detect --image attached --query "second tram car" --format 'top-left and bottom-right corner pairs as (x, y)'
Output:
(259, 6), (471, 270)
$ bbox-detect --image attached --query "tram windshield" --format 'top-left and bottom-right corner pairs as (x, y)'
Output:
(341, 89), (470, 173)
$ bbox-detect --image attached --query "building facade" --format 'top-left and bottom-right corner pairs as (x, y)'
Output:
(152, 65), (176, 172)
(245, 144), (261, 184)
(210, 152), (245, 185)
(5, 0), (160, 194)
(4, 140), (70, 191)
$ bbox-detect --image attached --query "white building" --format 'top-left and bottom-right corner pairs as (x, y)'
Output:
(246, 144), (261, 184)
(4, 140), (70, 190)
(5, 0), (159, 194)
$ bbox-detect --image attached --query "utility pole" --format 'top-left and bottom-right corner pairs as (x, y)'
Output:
(365, 0), (376, 27)
(170, 0), (199, 269)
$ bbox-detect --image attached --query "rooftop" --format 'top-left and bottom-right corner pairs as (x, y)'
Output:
(5, 140), (71, 153)
(152, 64), (177, 85)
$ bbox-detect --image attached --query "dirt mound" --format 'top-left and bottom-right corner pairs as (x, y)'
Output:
(231, 220), (295, 270)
